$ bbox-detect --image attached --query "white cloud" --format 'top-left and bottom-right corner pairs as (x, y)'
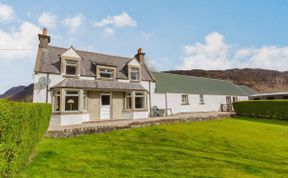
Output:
(94, 12), (136, 29)
(63, 14), (84, 32)
(0, 21), (40, 60)
(38, 12), (57, 28)
(179, 32), (231, 70)
(178, 32), (288, 71)
(0, 3), (14, 22)
(139, 31), (153, 40)
(104, 27), (115, 36)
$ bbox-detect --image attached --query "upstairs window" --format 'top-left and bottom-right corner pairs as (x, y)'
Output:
(99, 68), (114, 79)
(65, 60), (78, 75)
(97, 66), (116, 79)
(130, 67), (140, 81)
(181, 94), (189, 105)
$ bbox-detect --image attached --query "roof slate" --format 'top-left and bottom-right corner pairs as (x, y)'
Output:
(52, 78), (146, 91)
(37, 46), (153, 81)
(237, 86), (257, 96)
(152, 72), (248, 96)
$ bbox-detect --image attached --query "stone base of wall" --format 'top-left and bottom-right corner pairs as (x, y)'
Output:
(46, 112), (234, 138)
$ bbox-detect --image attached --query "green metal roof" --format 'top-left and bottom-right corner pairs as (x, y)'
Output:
(152, 72), (248, 96)
(237, 85), (257, 96)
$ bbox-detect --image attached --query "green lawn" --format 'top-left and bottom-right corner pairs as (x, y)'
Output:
(20, 117), (288, 178)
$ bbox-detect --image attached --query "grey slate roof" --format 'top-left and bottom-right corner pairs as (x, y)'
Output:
(52, 78), (146, 91)
(152, 72), (248, 96)
(37, 46), (153, 81)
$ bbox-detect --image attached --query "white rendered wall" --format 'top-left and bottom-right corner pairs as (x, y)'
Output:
(60, 113), (90, 126)
(133, 110), (149, 119)
(33, 73), (63, 103)
(151, 92), (249, 114)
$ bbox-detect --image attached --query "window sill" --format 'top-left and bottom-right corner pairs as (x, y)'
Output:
(199, 103), (205, 105)
(63, 74), (80, 79)
(181, 103), (190, 105)
(129, 80), (141, 83)
(52, 111), (88, 115)
(123, 109), (148, 112)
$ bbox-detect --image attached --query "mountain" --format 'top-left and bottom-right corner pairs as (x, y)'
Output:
(0, 86), (26, 98)
(164, 68), (288, 93)
(0, 84), (33, 102)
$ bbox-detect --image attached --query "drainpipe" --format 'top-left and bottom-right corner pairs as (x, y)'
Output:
(46, 73), (50, 103)
(149, 81), (152, 117)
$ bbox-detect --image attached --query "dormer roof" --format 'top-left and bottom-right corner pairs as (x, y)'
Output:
(61, 47), (81, 59)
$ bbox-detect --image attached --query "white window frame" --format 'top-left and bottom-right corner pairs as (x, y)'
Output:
(65, 59), (79, 76)
(52, 90), (61, 112)
(64, 90), (80, 112)
(97, 66), (116, 79)
(181, 94), (189, 105)
(124, 91), (146, 111)
(129, 66), (141, 82)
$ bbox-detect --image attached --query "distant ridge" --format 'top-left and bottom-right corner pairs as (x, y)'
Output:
(0, 84), (33, 102)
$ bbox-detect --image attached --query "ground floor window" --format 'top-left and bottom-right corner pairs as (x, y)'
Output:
(83, 91), (88, 111)
(53, 90), (60, 112)
(199, 94), (205, 105)
(125, 91), (146, 110)
(135, 92), (145, 109)
(65, 91), (79, 111)
(181, 94), (189, 104)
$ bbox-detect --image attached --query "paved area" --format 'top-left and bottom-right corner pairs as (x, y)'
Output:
(47, 112), (234, 137)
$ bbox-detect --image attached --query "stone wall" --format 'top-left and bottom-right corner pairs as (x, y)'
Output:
(46, 112), (233, 138)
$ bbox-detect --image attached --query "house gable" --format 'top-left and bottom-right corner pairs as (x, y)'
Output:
(61, 48), (81, 60)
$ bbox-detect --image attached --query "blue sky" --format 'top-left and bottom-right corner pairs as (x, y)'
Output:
(1, 0), (288, 93)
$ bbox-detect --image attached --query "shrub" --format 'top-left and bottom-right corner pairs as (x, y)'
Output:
(0, 100), (51, 177)
(233, 100), (288, 120)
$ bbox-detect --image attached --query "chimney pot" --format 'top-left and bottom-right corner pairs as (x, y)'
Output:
(43, 28), (48, 35)
(138, 48), (142, 54)
(38, 28), (50, 48)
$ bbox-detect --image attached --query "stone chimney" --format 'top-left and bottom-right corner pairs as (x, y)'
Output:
(38, 28), (51, 48)
(135, 48), (145, 64)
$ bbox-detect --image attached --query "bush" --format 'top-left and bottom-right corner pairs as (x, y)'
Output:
(233, 100), (288, 120)
(0, 100), (51, 177)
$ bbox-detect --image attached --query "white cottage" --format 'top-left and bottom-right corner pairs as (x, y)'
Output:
(33, 28), (252, 127)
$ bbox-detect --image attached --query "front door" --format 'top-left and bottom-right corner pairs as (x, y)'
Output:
(100, 94), (111, 120)
(226, 96), (232, 111)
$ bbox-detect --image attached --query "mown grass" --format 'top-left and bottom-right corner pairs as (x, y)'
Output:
(20, 117), (288, 178)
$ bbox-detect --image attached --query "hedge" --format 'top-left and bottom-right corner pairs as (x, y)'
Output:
(233, 100), (288, 120)
(0, 100), (51, 177)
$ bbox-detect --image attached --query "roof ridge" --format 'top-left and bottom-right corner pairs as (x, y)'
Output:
(49, 45), (132, 60)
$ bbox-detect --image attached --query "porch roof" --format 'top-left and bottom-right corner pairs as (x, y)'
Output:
(51, 79), (146, 91)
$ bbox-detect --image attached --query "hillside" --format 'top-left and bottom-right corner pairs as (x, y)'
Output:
(165, 68), (288, 92)
(0, 86), (25, 98)
(0, 84), (33, 102)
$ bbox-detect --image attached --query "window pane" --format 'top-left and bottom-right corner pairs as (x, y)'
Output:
(83, 93), (88, 110)
(182, 94), (188, 103)
(101, 95), (110, 105)
(54, 95), (60, 111)
(135, 97), (144, 109)
(66, 65), (77, 75)
(99, 68), (114, 78)
(65, 96), (79, 111)
(131, 68), (139, 81)
(126, 97), (132, 109)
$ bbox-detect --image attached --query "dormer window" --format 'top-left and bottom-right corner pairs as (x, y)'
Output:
(97, 66), (116, 79)
(130, 67), (140, 81)
(66, 60), (78, 75)
(60, 48), (81, 77)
